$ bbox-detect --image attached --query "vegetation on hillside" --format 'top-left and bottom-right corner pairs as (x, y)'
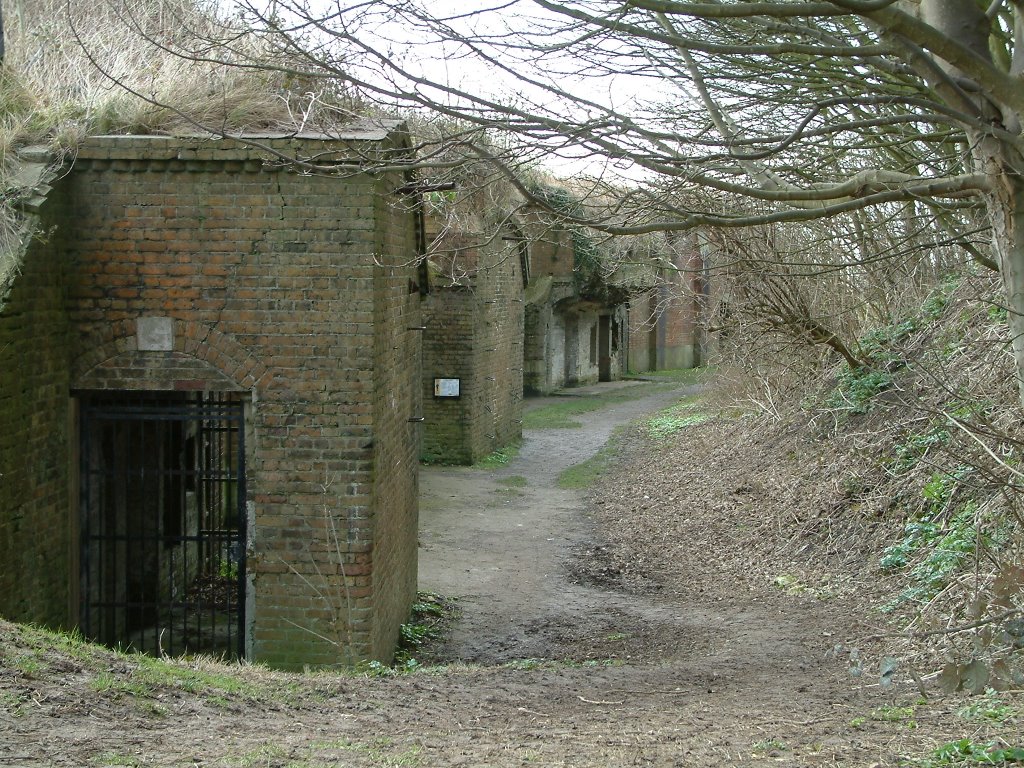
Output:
(0, 0), (369, 309)
(0, 0), (1019, 692)
(704, 265), (1024, 691)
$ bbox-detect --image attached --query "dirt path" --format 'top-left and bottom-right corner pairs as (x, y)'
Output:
(407, 381), (967, 766)
(3, 379), (999, 768)
(418, 381), (705, 663)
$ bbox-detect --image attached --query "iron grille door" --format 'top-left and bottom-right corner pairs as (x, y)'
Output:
(79, 391), (246, 659)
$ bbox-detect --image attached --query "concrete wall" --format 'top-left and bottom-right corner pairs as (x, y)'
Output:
(0, 129), (421, 668)
(520, 205), (635, 394)
(524, 277), (572, 395)
(421, 230), (524, 464)
(524, 279), (628, 395)
(560, 306), (628, 387)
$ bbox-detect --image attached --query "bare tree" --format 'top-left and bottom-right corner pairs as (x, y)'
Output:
(71, 1), (1024, 398)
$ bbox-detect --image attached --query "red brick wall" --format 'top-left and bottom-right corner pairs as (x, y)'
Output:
(46, 133), (420, 667)
(422, 230), (524, 464)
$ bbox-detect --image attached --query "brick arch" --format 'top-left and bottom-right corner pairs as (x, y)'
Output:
(72, 317), (269, 391)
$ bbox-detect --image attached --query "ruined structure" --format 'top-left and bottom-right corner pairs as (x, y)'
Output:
(420, 220), (525, 465)
(0, 123), (422, 668)
(522, 210), (629, 396)
(627, 233), (708, 372)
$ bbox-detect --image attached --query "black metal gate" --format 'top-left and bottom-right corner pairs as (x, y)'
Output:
(79, 391), (246, 659)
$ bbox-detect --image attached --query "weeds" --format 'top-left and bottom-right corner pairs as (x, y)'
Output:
(474, 443), (521, 468)
(826, 281), (960, 416)
(389, 592), (456, 669)
(646, 396), (707, 438)
(910, 739), (1024, 766)
(557, 426), (625, 489)
(880, 466), (989, 609)
(871, 705), (917, 727)
(957, 690), (1018, 723)
(882, 504), (983, 608)
(751, 739), (787, 755)
(826, 366), (893, 413)
(889, 426), (952, 474)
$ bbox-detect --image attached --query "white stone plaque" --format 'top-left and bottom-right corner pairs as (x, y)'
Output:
(433, 378), (461, 398)
(137, 316), (174, 351)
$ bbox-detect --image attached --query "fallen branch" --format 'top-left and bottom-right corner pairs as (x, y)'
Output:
(859, 608), (1023, 641)
(578, 696), (625, 705)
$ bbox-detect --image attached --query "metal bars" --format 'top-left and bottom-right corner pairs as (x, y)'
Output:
(78, 391), (246, 660)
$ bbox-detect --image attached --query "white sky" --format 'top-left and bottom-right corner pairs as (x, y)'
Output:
(218, 0), (670, 179)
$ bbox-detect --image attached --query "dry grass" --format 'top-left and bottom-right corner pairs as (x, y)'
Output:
(2, 0), (356, 142)
(676, 270), (1024, 683)
(0, 0), (370, 308)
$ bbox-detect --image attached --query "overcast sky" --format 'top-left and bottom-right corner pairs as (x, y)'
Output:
(218, 0), (668, 178)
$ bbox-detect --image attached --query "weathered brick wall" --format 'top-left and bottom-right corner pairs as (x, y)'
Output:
(470, 233), (524, 458)
(627, 239), (703, 372)
(367, 188), (421, 660)
(521, 211), (573, 279)
(51, 132), (419, 668)
(0, 191), (74, 629)
(421, 281), (474, 463)
(422, 231), (523, 464)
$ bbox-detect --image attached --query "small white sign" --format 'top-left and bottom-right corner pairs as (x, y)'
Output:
(137, 316), (174, 351)
(434, 378), (461, 398)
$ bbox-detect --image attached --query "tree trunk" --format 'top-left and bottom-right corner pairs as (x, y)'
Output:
(979, 138), (1024, 407)
(912, 0), (1024, 406)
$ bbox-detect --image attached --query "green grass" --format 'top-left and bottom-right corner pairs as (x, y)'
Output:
(646, 396), (707, 438)
(473, 442), (521, 468)
(525, 378), (691, 429)
(630, 366), (712, 384)
(523, 397), (605, 429)
(525, 367), (708, 430)
(90, 751), (142, 767)
(557, 426), (625, 488)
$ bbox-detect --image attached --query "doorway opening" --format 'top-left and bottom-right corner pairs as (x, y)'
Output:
(598, 315), (612, 382)
(78, 391), (247, 659)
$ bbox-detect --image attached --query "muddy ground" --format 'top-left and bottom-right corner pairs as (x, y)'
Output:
(2, 380), (1020, 767)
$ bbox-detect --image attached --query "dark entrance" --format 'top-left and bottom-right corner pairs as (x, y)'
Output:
(598, 315), (612, 382)
(78, 391), (246, 659)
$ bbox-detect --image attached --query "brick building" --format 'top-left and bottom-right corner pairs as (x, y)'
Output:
(626, 232), (707, 372)
(0, 123), (422, 668)
(420, 220), (525, 464)
(522, 210), (629, 395)
(420, 200), (639, 455)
